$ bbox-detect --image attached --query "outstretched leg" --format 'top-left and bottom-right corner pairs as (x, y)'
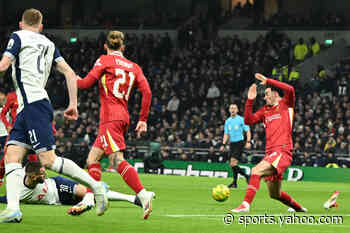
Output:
(230, 160), (275, 213)
(113, 151), (154, 219)
(266, 179), (304, 212)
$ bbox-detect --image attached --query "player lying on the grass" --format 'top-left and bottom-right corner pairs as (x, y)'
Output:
(0, 161), (143, 215)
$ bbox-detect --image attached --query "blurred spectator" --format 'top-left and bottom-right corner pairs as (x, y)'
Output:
(310, 37), (320, 56)
(294, 38), (308, 63)
(166, 95), (180, 113)
(206, 82), (221, 100)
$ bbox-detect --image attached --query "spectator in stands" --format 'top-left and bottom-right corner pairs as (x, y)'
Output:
(325, 150), (339, 168)
(166, 95), (180, 113)
(206, 82), (221, 101)
(310, 37), (320, 56)
(294, 38), (308, 63)
(1, 28), (349, 168)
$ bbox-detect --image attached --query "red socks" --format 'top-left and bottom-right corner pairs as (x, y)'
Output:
(88, 162), (102, 181)
(241, 174), (302, 211)
(244, 174), (261, 204)
(117, 160), (144, 194)
(278, 191), (303, 211)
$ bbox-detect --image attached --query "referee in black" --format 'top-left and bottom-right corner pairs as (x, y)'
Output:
(220, 104), (251, 188)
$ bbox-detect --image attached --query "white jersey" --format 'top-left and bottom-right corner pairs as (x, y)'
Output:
(0, 107), (8, 137)
(17, 169), (60, 205)
(4, 30), (64, 113)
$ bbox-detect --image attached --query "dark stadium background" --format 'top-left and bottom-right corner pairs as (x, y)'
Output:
(0, 0), (349, 171)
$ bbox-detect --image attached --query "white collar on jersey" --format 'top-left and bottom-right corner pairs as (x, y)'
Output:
(110, 51), (124, 57)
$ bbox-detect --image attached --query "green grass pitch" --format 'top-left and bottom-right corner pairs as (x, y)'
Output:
(0, 172), (349, 233)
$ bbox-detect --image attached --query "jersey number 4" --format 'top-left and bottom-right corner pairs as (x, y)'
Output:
(113, 68), (135, 101)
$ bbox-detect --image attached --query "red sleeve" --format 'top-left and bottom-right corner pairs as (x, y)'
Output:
(135, 66), (152, 122)
(77, 57), (105, 89)
(266, 78), (295, 108)
(51, 124), (57, 136)
(244, 99), (264, 125)
(1, 96), (12, 128)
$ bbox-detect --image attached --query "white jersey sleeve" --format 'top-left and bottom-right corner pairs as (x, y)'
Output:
(17, 169), (60, 205)
(4, 30), (65, 113)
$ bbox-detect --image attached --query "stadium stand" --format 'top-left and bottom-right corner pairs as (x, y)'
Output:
(0, 20), (349, 169)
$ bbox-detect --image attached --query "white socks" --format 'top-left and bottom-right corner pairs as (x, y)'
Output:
(107, 191), (135, 203)
(136, 189), (148, 205)
(51, 157), (99, 191)
(5, 163), (22, 211)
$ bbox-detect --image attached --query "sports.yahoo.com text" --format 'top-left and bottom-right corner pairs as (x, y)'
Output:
(223, 213), (343, 227)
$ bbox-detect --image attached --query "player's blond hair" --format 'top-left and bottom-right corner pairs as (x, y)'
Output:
(106, 31), (124, 50)
(22, 8), (43, 26)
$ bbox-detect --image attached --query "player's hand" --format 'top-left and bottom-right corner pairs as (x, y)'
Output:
(64, 105), (79, 120)
(76, 75), (82, 80)
(255, 73), (267, 85)
(136, 121), (147, 138)
(245, 142), (251, 149)
(248, 84), (257, 100)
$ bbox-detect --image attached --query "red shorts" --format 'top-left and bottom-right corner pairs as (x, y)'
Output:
(263, 150), (292, 182)
(93, 121), (128, 154)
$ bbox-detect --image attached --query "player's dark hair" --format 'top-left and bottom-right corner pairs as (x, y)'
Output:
(106, 31), (124, 50)
(268, 85), (284, 97)
(25, 161), (42, 174)
(22, 8), (43, 26)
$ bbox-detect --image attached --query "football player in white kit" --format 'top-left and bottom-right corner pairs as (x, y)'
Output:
(0, 9), (108, 222)
(0, 161), (144, 215)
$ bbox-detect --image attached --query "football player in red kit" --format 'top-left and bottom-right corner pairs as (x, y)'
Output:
(77, 31), (154, 219)
(1, 91), (18, 133)
(231, 73), (306, 213)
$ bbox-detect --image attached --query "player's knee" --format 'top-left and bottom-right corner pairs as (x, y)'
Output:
(115, 152), (124, 165)
(251, 166), (260, 175)
(87, 157), (97, 166)
(38, 153), (56, 168)
(5, 145), (26, 163)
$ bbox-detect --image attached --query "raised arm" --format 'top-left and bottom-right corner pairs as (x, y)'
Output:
(244, 84), (264, 125)
(266, 78), (295, 107)
(255, 73), (295, 107)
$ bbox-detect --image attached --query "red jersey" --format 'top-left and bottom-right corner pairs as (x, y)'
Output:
(244, 79), (295, 153)
(1, 91), (18, 128)
(77, 51), (152, 125)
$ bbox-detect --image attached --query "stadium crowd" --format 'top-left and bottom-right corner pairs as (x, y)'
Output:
(0, 27), (349, 169)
